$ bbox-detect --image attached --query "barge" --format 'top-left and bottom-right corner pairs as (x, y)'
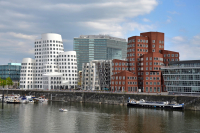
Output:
(127, 99), (184, 110)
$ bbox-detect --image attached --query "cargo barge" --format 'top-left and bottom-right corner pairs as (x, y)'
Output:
(127, 99), (184, 110)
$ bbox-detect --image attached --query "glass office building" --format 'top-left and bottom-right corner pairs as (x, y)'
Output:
(161, 60), (200, 92)
(0, 63), (21, 81)
(74, 35), (127, 71)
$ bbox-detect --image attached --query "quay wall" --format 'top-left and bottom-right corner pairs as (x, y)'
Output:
(1, 90), (200, 110)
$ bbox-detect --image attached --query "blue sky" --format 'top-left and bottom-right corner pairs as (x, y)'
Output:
(0, 0), (200, 64)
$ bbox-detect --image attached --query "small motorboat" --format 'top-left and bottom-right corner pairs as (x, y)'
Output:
(59, 108), (68, 112)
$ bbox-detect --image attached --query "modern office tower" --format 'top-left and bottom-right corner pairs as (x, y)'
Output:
(0, 63), (21, 88)
(73, 35), (127, 71)
(161, 60), (200, 93)
(111, 32), (180, 93)
(20, 33), (78, 90)
(82, 60), (112, 90)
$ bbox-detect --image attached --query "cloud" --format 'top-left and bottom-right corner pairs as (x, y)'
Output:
(143, 18), (151, 22)
(166, 16), (172, 23)
(0, 0), (158, 64)
(7, 32), (38, 40)
(168, 34), (200, 60)
(172, 36), (186, 42)
(168, 11), (179, 14)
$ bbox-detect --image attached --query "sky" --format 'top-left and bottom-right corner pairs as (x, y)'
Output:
(0, 0), (200, 64)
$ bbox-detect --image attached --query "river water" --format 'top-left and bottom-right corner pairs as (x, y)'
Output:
(0, 102), (200, 133)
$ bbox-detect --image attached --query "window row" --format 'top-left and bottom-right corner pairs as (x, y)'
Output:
(35, 40), (63, 44)
(146, 82), (160, 85)
(164, 58), (178, 62)
(112, 63), (128, 66)
(145, 87), (160, 92)
(112, 76), (137, 80)
(164, 54), (178, 57)
(137, 49), (148, 52)
(112, 81), (137, 85)
(138, 72), (160, 75)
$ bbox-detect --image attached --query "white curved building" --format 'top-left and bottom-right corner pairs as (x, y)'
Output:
(20, 58), (35, 89)
(20, 33), (77, 90)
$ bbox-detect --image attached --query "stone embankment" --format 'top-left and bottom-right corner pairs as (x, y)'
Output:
(1, 89), (200, 110)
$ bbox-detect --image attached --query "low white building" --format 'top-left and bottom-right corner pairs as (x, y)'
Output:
(20, 33), (78, 90)
(82, 60), (112, 90)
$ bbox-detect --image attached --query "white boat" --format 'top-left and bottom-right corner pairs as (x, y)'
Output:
(59, 108), (68, 112)
(26, 96), (35, 103)
(20, 96), (29, 104)
(34, 96), (48, 103)
(6, 95), (21, 104)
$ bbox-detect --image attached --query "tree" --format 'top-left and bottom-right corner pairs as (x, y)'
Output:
(0, 78), (6, 88)
(6, 77), (13, 88)
(78, 82), (81, 86)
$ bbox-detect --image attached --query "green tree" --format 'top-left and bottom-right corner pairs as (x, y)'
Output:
(6, 77), (13, 88)
(0, 78), (6, 88)
(78, 82), (81, 86)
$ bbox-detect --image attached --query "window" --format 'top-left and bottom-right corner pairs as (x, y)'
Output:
(146, 57), (148, 60)
(157, 87), (160, 92)
(152, 40), (155, 43)
(152, 49), (155, 52)
(146, 87), (148, 92)
(154, 87), (156, 92)
(152, 45), (155, 48)
(150, 87), (152, 92)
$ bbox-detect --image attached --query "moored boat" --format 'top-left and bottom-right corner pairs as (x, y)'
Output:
(6, 94), (21, 104)
(127, 99), (184, 110)
(34, 96), (48, 103)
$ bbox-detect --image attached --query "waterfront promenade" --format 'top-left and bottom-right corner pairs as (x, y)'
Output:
(1, 89), (200, 110)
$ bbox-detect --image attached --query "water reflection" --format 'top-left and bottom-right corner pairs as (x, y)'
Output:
(0, 103), (200, 133)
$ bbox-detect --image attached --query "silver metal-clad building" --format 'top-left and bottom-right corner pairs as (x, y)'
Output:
(161, 60), (200, 93)
(82, 60), (112, 90)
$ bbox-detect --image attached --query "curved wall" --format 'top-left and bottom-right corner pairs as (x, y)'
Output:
(20, 58), (35, 89)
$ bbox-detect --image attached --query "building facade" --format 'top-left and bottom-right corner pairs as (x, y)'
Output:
(161, 60), (200, 93)
(111, 32), (180, 93)
(0, 63), (21, 88)
(82, 60), (112, 90)
(20, 33), (78, 90)
(73, 35), (127, 71)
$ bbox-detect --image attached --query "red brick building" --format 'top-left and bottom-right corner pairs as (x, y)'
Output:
(111, 32), (179, 93)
